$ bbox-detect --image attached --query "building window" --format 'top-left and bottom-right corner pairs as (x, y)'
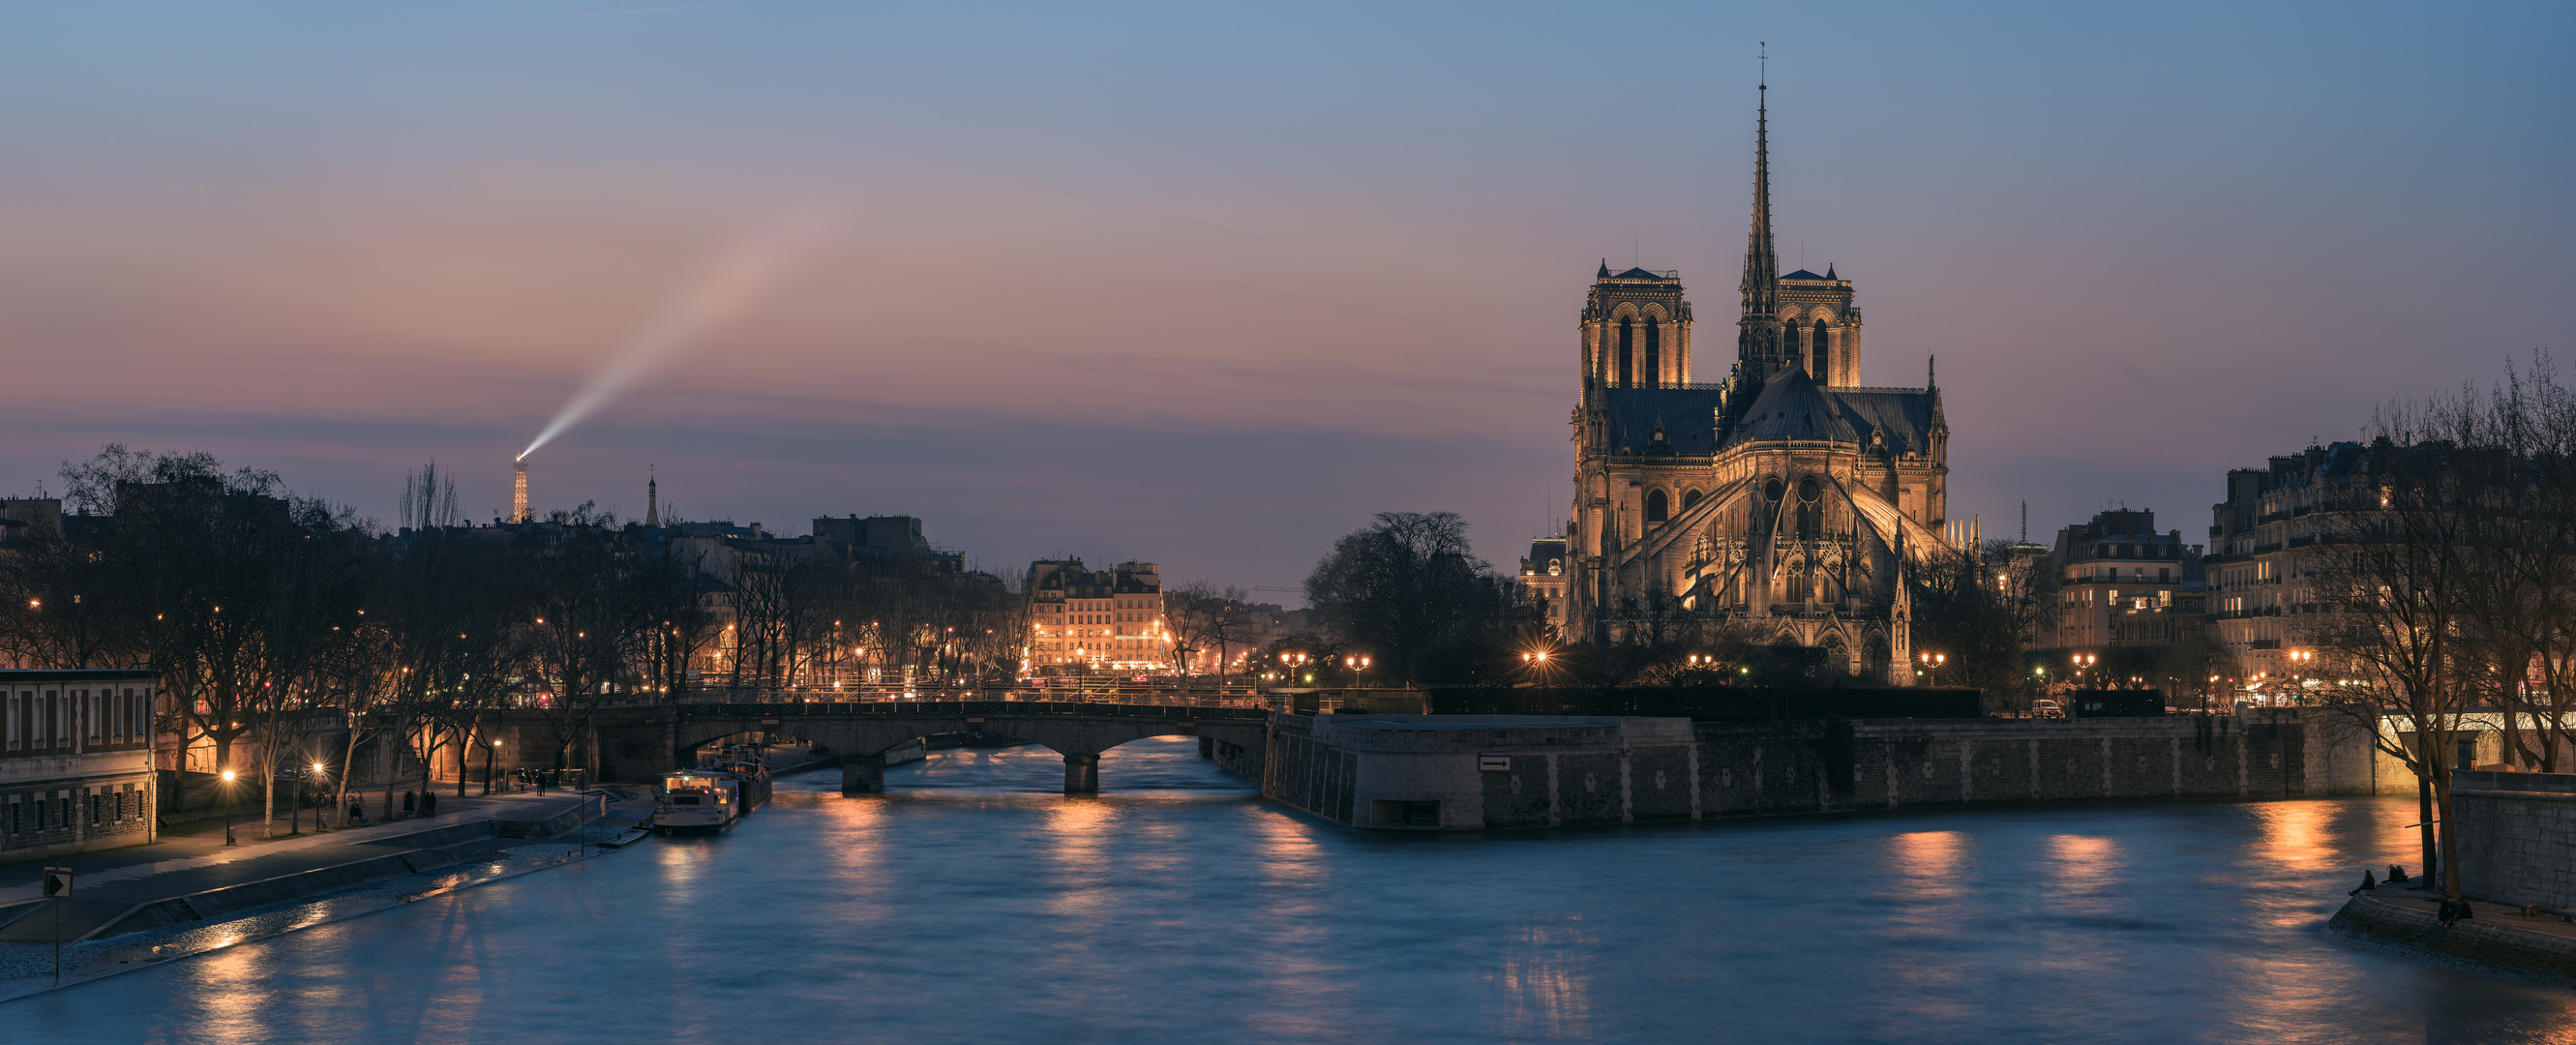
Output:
(1813, 320), (1830, 374)
(1645, 490), (1669, 523)
(1682, 489), (1703, 511)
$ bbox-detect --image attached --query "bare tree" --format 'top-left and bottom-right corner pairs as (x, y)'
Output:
(2302, 433), (2489, 911)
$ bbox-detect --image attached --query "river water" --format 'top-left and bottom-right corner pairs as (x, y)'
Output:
(15, 736), (2576, 1043)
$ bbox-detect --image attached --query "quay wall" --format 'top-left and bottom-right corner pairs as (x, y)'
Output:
(2451, 769), (2576, 911)
(1262, 708), (2379, 831)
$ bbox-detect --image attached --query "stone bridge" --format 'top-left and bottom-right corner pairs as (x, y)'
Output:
(589, 702), (1271, 793)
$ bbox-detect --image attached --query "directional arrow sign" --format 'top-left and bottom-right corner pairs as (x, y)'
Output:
(43, 868), (72, 898)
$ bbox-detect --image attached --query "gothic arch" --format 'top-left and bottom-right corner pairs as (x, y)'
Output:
(1608, 302), (1645, 322)
(1682, 488), (1704, 511)
(1644, 489), (1670, 523)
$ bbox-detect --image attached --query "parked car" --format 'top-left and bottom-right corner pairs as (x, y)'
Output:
(2030, 700), (2062, 719)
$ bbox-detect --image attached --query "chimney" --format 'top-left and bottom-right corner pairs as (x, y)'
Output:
(512, 460), (529, 523)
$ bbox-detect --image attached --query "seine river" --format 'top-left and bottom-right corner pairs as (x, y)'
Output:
(17, 737), (2576, 1043)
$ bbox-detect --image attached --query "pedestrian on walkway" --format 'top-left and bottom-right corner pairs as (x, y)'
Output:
(421, 790), (438, 816)
(349, 799), (365, 825)
(402, 791), (416, 817)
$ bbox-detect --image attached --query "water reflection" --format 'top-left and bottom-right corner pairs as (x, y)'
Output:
(20, 756), (2576, 1044)
(1491, 915), (1597, 1041)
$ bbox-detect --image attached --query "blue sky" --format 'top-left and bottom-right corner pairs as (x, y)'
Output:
(4, 1), (2570, 593)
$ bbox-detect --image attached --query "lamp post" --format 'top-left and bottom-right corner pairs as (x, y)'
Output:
(2286, 650), (2314, 705)
(485, 738), (502, 795)
(220, 769), (238, 846)
(311, 762), (330, 831)
(2072, 652), (2096, 686)
(1917, 652), (1947, 686)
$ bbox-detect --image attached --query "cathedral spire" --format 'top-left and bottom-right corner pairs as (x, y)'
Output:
(1738, 45), (1783, 376)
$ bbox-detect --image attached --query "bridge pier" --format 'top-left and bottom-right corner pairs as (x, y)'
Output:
(1198, 736), (1214, 760)
(1063, 754), (1099, 794)
(841, 753), (886, 794)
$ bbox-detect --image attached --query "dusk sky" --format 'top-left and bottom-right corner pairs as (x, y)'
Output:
(6, 2), (2569, 597)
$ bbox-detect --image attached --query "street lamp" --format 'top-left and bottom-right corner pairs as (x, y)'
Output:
(310, 762), (329, 830)
(2286, 650), (2315, 704)
(220, 769), (238, 846)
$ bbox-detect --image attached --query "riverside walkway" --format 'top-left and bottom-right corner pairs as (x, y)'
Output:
(0, 790), (601, 944)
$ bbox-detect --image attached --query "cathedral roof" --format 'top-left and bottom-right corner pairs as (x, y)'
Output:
(1608, 266), (1674, 281)
(1828, 388), (1940, 453)
(1599, 387), (1728, 454)
(1730, 368), (1858, 444)
(1781, 268), (1830, 281)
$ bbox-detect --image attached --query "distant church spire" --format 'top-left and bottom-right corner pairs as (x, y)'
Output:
(1738, 45), (1784, 377)
(645, 466), (660, 527)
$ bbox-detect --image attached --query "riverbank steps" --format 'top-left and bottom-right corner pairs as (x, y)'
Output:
(1264, 709), (2377, 830)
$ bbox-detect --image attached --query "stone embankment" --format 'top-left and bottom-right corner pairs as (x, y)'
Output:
(2327, 889), (2576, 988)
(1262, 708), (2376, 831)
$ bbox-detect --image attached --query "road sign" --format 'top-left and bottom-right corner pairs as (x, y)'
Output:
(1479, 754), (1512, 773)
(43, 867), (72, 897)
(760, 716), (781, 731)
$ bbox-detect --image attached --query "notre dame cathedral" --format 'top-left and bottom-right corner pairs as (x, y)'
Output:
(1567, 84), (1949, 683)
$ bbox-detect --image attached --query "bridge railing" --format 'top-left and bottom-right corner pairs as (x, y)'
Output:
(599, 680), (1272, 709)
(668, 700), (1273, 720)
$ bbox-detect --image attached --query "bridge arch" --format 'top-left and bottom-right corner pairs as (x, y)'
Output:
(657, 702), (1270, 795)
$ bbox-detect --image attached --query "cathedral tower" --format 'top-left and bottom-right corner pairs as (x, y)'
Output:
(1580, 265), (1692, 393)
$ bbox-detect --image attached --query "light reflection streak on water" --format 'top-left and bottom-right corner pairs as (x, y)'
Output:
(19, 746), (2576, 1045)
(1868, 830), (1973, 1036)
(1492, 914), (1598, 1042)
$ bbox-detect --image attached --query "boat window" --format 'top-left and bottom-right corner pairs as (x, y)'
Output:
(673, 795), (702, 805)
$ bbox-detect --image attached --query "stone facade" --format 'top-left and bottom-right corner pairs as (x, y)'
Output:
(1264, 707), (2381, 831)
(1028, 559), (1169, 672)
(2050, 508), (2206, 651)
(2, 670), (159, 860)
(1569, 88), (1946, 677)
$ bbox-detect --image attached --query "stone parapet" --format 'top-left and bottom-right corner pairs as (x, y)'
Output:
(1262, 708), (2368, 831)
